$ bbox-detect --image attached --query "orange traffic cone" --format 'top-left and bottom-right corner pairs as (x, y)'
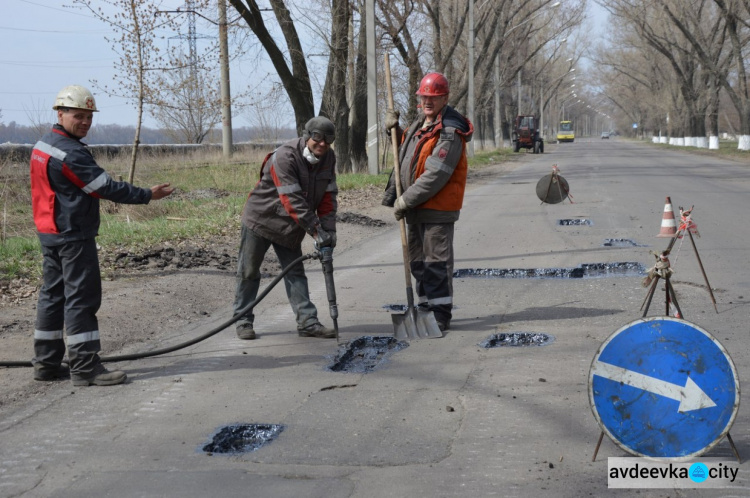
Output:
(657, 196), (678, 237)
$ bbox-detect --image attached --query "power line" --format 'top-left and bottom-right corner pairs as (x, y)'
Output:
(0, 57), (115, 67)
(18, 0), (94, 18)
(0, 61), (113, 68)
(0, 25), (109, 33)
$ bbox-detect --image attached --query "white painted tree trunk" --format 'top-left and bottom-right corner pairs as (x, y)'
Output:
(660, 137), (668, 144)
(676, 138), (685, 146)
(696, 137), (708, 148)
(709, 136), (719, 149)
(738, 135), (750, 150)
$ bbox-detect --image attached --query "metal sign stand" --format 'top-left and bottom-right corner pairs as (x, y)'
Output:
(651, 206), (718, 313)
(639, 250), (682, 319)
(675, 207), (719, 313)
(592, 206), (739, 463)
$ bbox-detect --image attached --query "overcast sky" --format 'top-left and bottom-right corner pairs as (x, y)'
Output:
(1, 0), (609, 131)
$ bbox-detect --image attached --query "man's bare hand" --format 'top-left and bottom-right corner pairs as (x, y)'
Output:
(150, 183), (175, 200)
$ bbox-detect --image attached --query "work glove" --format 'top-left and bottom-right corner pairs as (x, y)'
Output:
(314, 227), (334, 248)
(381, 171), (397, 207)
(385, 110), (400, 132)
(393, 196), (408, 221)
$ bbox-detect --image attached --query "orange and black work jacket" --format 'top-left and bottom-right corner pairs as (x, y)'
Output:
(30, 124), (153, 247)
(389, 105), (473, 224)
(241, 137), (337, 249)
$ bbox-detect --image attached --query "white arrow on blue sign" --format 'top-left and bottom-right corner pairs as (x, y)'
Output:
(589, 317), (739, 460)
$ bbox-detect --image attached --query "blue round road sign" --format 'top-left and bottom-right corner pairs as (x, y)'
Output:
(589, 317), (739, 460)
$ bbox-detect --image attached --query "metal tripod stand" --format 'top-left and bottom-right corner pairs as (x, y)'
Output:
(592, 245), (740, 463)
(640, 251), (682, 318)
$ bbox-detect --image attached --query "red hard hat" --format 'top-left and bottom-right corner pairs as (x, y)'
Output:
(416, 72), (449, 96)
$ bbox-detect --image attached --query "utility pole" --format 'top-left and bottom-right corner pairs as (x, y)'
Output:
(366, 0), (378, 174)
(494, 56), (501, 148)
(467, 0), (474, 156)
(218, 0), (233, 158)
(158, 3), (232, 157)
(517, 70), (522, 114)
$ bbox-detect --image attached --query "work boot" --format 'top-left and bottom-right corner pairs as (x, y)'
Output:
(298, 322), (336, 339)
(33, 364), (70, 382)
(437, 319), (451, 332)
(71, 368), (127, 387)
(236, 324), (256, 340)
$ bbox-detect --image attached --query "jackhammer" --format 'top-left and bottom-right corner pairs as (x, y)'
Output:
(317, 246), (339, 343)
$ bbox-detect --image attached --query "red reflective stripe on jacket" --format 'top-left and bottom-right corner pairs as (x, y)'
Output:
(270, 163), (300, 224)
(317, 191), (334, 218)
(60, 164), (103, 199)
(30, 149), (58, 234)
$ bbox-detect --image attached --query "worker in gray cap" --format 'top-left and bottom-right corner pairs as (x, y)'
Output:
(232, 116), (338, 340)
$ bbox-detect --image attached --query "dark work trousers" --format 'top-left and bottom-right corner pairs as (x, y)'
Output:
(233, 225), (319, 330)
(33, 239), (103, 376)
(407, 222), (455, 324)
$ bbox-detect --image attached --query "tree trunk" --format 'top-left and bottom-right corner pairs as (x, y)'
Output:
(320, 0), (351, 172)
(128, 0), (142, 184)
(349, 0), (369, 173)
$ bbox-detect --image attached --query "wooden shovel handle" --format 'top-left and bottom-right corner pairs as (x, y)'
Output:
(384, 53), (413, 292)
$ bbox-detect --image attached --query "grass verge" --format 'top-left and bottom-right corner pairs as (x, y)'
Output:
(1, 147), (511, 282)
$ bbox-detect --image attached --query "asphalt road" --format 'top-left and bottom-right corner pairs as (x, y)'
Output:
(1, 138), (748, 497)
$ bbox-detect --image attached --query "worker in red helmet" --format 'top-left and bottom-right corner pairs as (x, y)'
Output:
(382, 72), (474, 332)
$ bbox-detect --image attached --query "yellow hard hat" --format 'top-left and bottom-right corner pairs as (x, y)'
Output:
(52, 85), (99, 112)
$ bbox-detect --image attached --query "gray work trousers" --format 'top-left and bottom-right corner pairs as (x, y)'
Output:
(33, 239), (103, 376)
(233, 225), (319, 330)
(407, 222), (455, 324)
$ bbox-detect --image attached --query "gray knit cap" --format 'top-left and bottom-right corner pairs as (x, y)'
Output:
(303, 116), (335, 143)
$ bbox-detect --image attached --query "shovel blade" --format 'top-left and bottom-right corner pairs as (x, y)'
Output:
(392, 308), (443, 340)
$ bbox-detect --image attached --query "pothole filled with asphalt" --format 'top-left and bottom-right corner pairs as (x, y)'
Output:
(558, 219), (593, 226)
(479, 332), (555, 348)
(328, 336), (408, 373)
(602, 238), (644, 247)
(202, 423), (284, 455)
(453, 262), (645, 279)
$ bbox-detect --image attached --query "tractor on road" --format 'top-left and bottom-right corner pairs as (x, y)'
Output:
(512, 115), (544, 154)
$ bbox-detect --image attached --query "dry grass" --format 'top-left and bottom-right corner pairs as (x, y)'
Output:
(0, 146), (508, 282)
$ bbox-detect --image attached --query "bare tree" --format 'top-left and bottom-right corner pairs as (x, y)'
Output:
(347, 0), (370, 172)
(318, 0), (351, 171)
(152, 54), (223, 144)
(72, 0), (180, 182)
(228, 0), (315, 135)
(601, 0), (715, 144)
(22, 99), (55, 141)
(377, 0), (585, 147)
(245, 83), (290, 142)
(653, 0), (735, 146)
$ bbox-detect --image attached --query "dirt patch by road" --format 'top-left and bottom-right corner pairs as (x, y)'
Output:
(0, 159), (523, 413)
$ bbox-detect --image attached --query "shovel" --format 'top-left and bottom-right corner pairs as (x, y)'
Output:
(384, 53), (442, 340)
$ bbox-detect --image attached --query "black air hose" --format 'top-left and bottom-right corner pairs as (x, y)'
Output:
(0, 252), (317, 368)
